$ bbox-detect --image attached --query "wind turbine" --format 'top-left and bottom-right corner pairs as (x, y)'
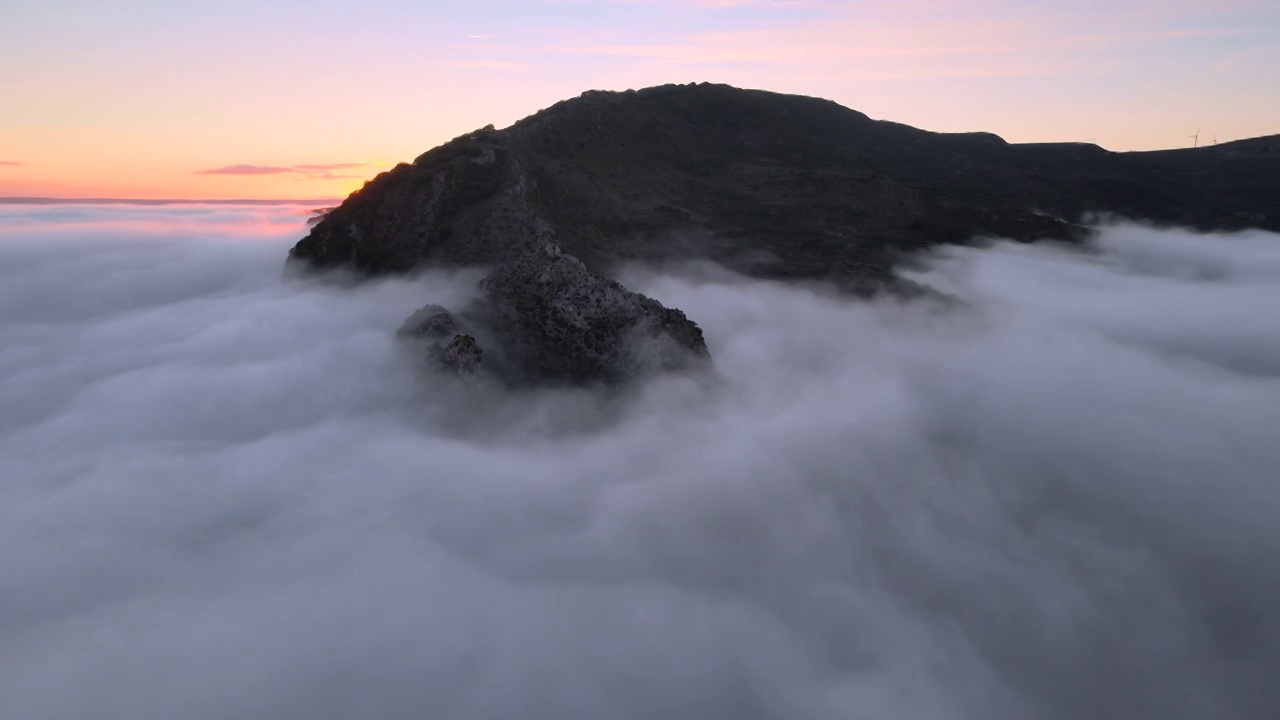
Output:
(1190, 129), (1200, 148)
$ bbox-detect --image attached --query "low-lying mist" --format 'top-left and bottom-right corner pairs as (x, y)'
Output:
(2, 205), (1278, 720)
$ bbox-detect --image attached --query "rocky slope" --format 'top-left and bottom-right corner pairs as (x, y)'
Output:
(288, 82), (1279, 383)
(397, 240), (708, 385)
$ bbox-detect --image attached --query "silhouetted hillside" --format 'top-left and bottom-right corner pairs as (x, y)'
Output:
(290, 82), (1278, 288)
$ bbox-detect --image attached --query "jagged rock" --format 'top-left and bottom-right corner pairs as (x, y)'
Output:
(397, 304), (457, 339)
(396, 306), (481, 374)
(397, 242), (708, 385)
(441, 335), (482, 374)
(468, 242), (708, 384)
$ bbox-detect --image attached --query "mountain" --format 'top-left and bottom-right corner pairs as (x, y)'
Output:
(286, 82), (1278, 384)
(289, 82), (1278, 288)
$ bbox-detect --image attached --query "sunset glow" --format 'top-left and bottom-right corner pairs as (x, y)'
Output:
(2, 0), (1277, 199)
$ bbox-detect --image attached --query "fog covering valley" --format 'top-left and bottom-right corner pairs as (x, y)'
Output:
(2, 203), (1279, 719)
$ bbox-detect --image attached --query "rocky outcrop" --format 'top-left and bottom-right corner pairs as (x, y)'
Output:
(397, 304), (457, 340)
(397, 242), (708, 385)
(473, 241), (706, 383)
(397, 305), (484, 375)
(441, 335), (483, 374)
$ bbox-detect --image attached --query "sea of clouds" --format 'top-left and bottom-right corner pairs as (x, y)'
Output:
(2, 203), (1278, 720)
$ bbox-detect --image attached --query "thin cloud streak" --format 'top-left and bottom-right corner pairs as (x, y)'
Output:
(197, 163), (370, 180)
(292, 163), (366, 171)
(198, 164), (293, 176)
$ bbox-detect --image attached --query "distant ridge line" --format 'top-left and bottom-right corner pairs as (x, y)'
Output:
(0, 197), (340, 206)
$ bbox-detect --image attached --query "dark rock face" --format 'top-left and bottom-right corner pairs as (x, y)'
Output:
(288, 124), (554, 276)
(397, 304), (457, 340)
(396, 305), (482, 375)
(289, 82), (1278, 384)
(397, 242), (709, 386)
(472, 241), (708, 384)
(441, 335), (482, 374)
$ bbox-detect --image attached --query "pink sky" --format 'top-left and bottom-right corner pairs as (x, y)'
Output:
(1, 0), (1276, 199)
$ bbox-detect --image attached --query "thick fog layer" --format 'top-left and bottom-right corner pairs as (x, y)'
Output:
(2, 205), (1278, 720)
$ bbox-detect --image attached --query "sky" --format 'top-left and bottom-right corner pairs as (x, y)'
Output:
(1, 0), (1277, 199)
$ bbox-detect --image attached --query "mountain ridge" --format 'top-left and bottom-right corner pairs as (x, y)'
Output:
(289, 82), (1278, 288)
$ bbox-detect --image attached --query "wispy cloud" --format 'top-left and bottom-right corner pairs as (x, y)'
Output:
(196, 163), (368, 180)
(197, 164), (293, 176)
(0, 161), (24, 167)
(291, 163), (366, 172)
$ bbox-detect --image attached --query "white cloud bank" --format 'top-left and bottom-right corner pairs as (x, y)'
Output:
(1, 205), (1278, 720)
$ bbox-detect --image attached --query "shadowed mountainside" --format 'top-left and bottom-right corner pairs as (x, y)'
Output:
(289, 82), (1278, 288)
